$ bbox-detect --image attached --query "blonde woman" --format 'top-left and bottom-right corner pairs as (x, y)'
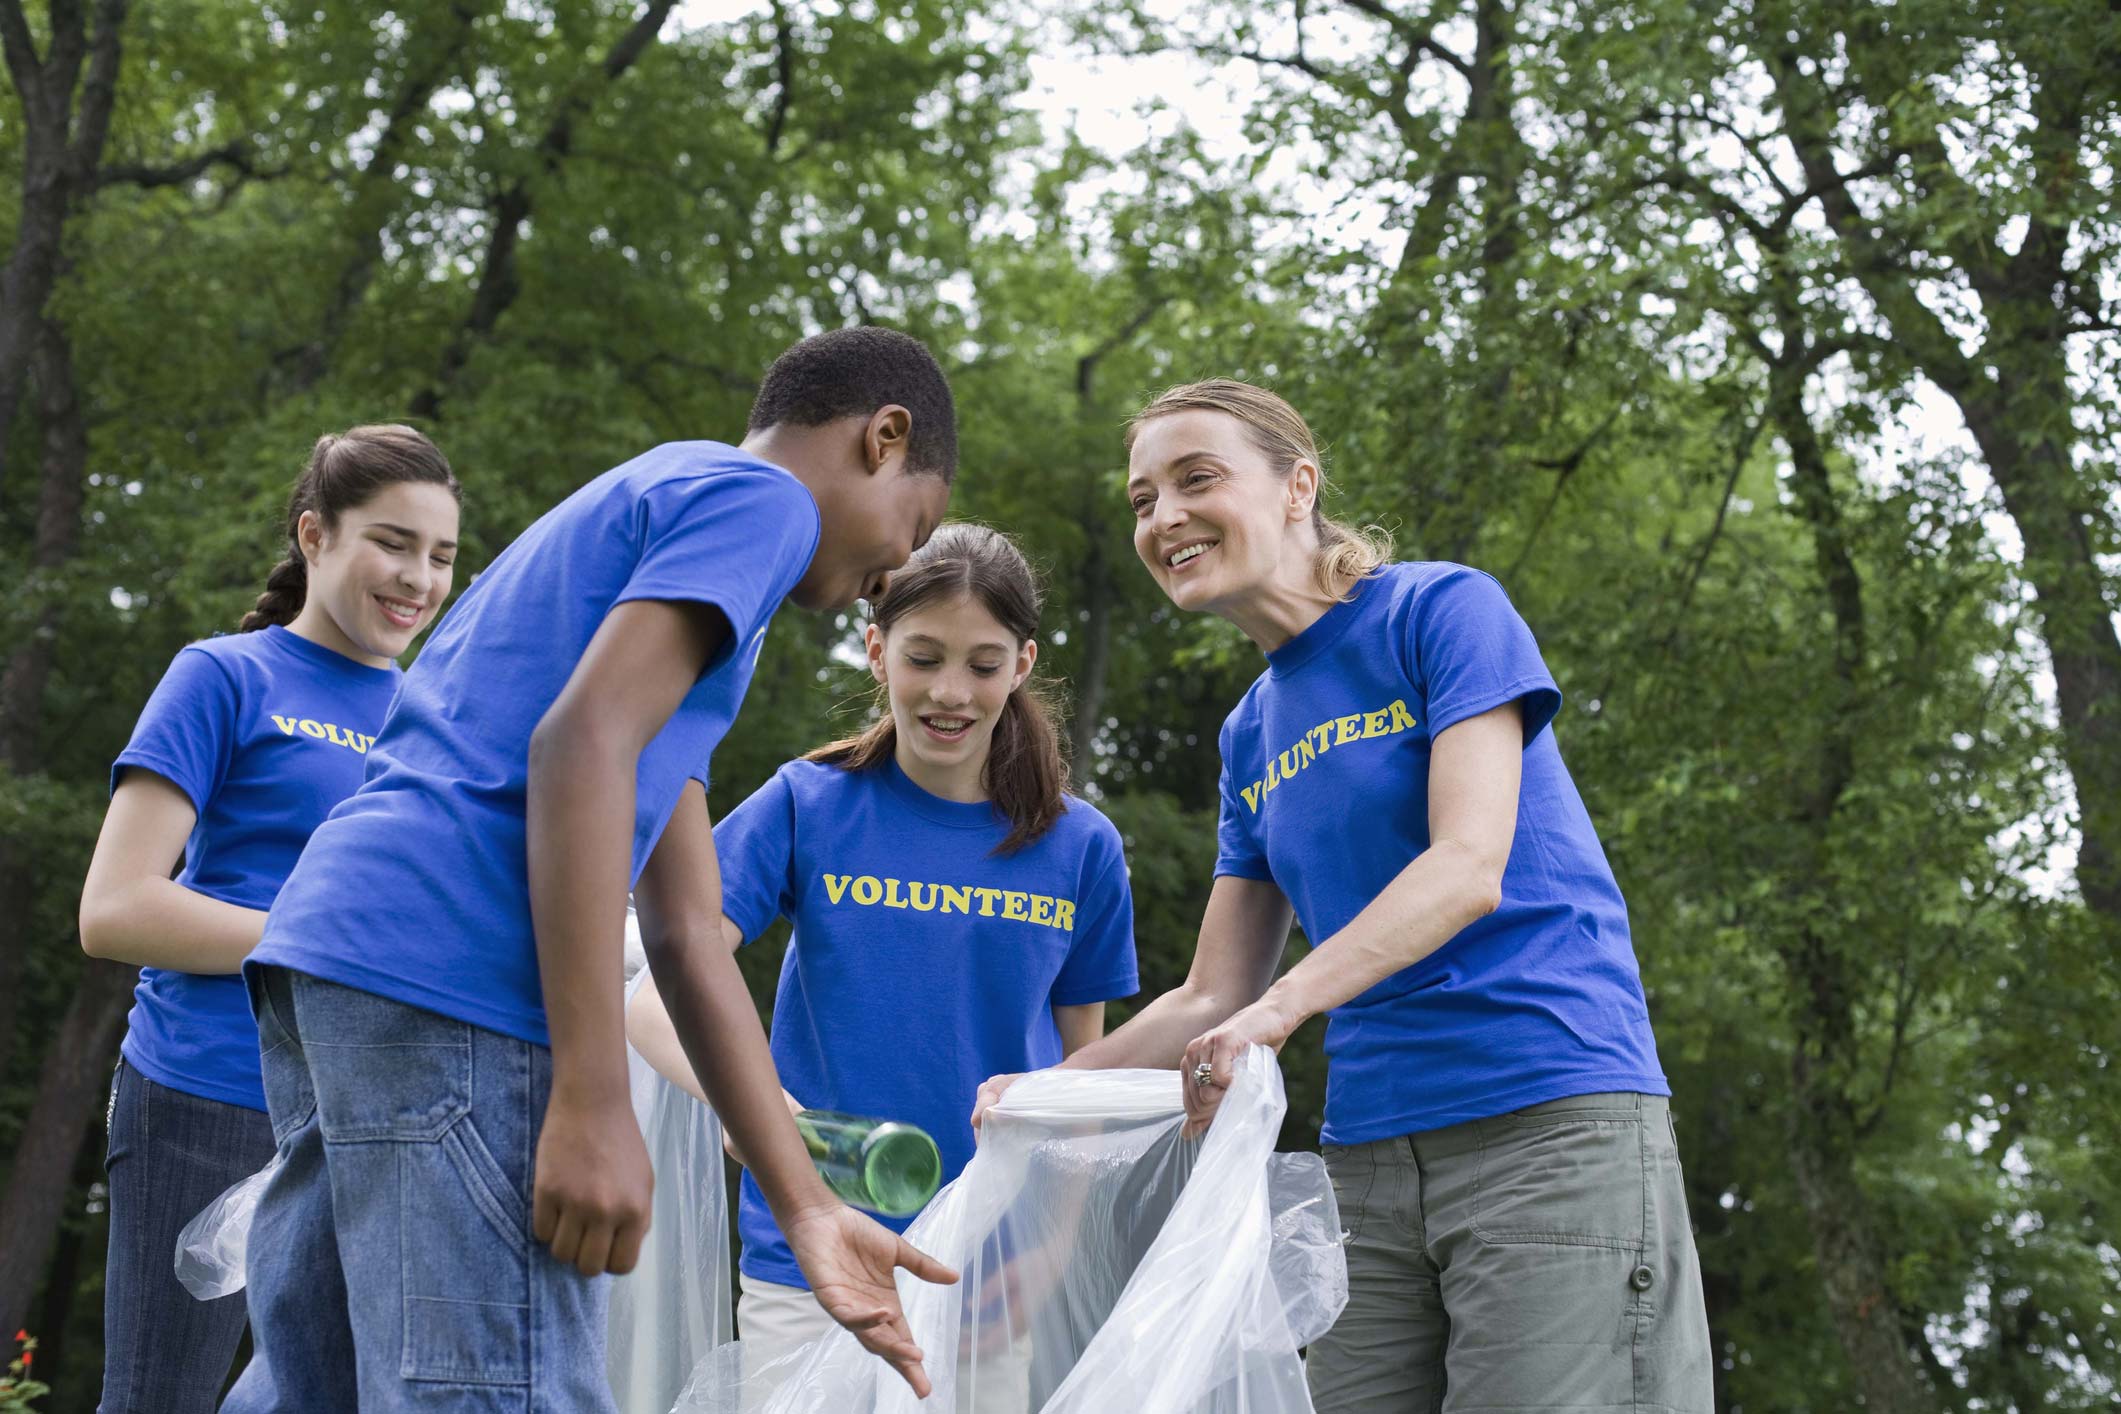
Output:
(978, 381), (1713, 1412)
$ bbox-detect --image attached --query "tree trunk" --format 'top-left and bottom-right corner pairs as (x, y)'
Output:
(1770, 46), (2121, 932)
(0, 316), (93, 1088)
(28, 1124), (105, 1386)
(1768, 324), (1942, 1413)
(0, 955), (133, 1337)
(0, 0), (127, 488)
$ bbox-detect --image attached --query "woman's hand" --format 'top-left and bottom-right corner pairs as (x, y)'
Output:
(782, 1202), (959, 1398)
(1178, 999), (1298, 1139)
(969, 1072), (1025, 1139)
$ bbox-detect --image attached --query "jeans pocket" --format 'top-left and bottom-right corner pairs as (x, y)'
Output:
(297, 979), (473, 1144)
(1473, 1098), (1646, 1250)
(399, 1119), (532, 1387)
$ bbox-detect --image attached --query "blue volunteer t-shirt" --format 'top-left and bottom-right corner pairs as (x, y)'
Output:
(723, 758), (1139, 1288)
(253, 444), (821, 1044)
(111, 626), (401, 1109)
(1215, 561), (1667, 1145)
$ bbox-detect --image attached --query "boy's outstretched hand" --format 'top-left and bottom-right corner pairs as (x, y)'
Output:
(783, 1201), (959, 1399)
(532, 1093), (653, 1276)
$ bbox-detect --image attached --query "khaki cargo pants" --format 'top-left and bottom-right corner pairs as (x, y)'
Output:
(1306, 1092), (1714, 1413)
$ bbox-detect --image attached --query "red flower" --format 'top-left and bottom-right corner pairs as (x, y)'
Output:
(15, 1350), (26, 1368)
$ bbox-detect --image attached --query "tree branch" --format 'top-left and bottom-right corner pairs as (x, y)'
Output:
(1076, 298), (1168, 399)
(0, 0), (44, 108)
(66, 0), (127, 178)
(764, 0), (795, 156)
(97, 139), (275, 189)
(1337, 0), (1474, 83)
(411, 0), (678, 418)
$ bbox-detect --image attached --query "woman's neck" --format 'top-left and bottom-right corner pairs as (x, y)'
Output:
(1220, 560), (1340, 655)
(893, 734), (991, 804)
(284, 602), (390, 669)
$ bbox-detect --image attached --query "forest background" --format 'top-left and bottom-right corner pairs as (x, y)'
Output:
(1, 1), (2116, 1409)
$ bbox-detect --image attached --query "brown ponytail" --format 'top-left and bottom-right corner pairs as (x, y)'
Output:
(806, 524), (1070, 854)
(240, 424), (461, 632)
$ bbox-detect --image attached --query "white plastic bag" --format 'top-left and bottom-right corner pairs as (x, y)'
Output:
(608, 965), (736, 1413)
(668, 1045), (1345, 1414)
(173, 1152), (282, 1300)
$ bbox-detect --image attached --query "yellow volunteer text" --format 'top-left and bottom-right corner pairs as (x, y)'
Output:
(270, 714), (377, 755)
(1237, 697), (1420, 813)
(819, 873), (1077, 933)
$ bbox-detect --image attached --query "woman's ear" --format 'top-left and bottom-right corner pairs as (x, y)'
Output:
(1286, 459), (1321, 524)
(1012, 638), (1038, 693)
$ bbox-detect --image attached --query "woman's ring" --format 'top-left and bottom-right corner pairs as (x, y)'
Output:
(1192, 1061), (1216, 1088)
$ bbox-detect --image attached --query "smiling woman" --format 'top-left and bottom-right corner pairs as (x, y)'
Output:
(988, 379), (1716, 1413)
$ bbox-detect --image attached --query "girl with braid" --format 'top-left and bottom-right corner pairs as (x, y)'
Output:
(79, 425), (461, 1414)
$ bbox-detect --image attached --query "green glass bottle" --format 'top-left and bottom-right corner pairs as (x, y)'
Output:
(793, 1109), (943, 1217)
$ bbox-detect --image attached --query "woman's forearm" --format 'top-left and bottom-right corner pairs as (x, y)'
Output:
(1255, 838), (1501, 1037)
(1060, 981), (1251, 1073)
(79, 880), (267, 974)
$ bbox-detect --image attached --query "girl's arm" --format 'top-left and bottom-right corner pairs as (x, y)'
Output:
(1052, 1002), (1107, 1057)
(79, 771), (267, 973)
(1055, 874), (1292, 1073)
(972, 876), (1290, 1130)
(1176, 700), (1524, 1134)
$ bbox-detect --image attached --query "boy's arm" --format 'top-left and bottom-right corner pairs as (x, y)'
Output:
(622, 916), (744, 1103)
(526, 597), (729, 1279)
(635, 780), (955, 1398)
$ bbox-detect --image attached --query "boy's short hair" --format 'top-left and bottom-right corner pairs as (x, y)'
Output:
(747, 327), (958, 479)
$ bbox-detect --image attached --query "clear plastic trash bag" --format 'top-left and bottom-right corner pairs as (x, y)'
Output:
(667, 1044), (1346, 1414)
(173, 1152), (282, 1301)
(609, 962), (736, 1413)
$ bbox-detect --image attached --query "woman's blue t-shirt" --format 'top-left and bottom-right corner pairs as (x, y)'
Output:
(252, 444), (821, 1044)
(110, 625), (401, 1109)
(722, 758), (1140, 1289)
(1213, 561), (1668, 1145)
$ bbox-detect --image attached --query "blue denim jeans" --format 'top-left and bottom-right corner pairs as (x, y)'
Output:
(221, 966), (615, 1413)
(99, 1058), (275, 1414)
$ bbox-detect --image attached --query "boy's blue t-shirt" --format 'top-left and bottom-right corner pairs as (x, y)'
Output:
(1214, 561), (1667, 1145)
(253, 444), (821, 1044)
(111, 626), (401, 1109)
(722, 758), (1139, 1289)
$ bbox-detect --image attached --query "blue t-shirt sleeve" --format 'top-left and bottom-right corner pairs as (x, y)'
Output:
(111, 645), (240, 812)
(616, 465), (821, 659)
(1050, 821), (1140, 1005)
(1212, 725), (1273, 881)
(1406, 567), (1562, 742)
(712, 769), (799, 944)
